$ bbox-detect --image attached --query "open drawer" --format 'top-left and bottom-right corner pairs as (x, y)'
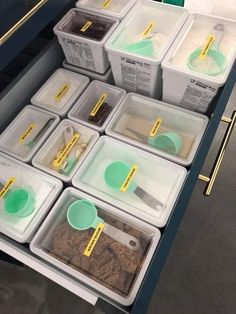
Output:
(0, 39), (235, 314)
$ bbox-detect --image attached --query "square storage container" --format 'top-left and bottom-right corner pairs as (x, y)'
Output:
(105, 93), (208, 166)
(0, 153), (62, 243)
(162, 13), (236, 113)
(32, 119), (99, 182)
(0, 105), (60, 163)
(31, 68), (90, 117)
(30, 187), (161, 306)
(105, 0), (189, 98)
(54, 9), (119, 74)
(68, 80), (126, 132)
(63, 60), (114, 84)
(72, 136), (187, 227)
(76, 0), (139, 20)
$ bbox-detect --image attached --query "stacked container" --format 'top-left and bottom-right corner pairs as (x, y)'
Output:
(106, 93), (209, 166)
(31, 68), (90, 117)
(105, 0), (189, 98)
(0, 105), (60, 163)
(68, 80), (126, 132)
(76, 0), (139, 20)
(32, 120), (99, 182)
(30, 188), (161, 305)
(54, 9), (119, 74)
(0, 153), (62, 242)
(63, 60), (114, 84)
(162, 13), (236, 113)
(72, 136), (187, 227)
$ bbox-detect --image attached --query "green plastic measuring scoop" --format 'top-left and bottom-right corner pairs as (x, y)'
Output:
(126, 128), (182, 155)
(0, 182), (35, 217)
(187, 23), (227, 76)
(104, 161), (164, 210)
(67, 199), (140, 250)
(123, 32), (158, 57)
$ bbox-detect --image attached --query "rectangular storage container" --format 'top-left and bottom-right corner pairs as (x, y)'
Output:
(54, 9), (119, 74)
(31, 68), (90, 117)
(72, 136), (187, 227)
(105, 0), (189, 99)
(105, 93), (208, 166)
(0, 153), (62, 243)
(76, 0), (139, 20)
(32, 119), (99, 182)
(68, 80), (126, 132)
(30, 187), (161, 306)
(0, 105), (60, 163)
(162, 13), (236, 113)
(63, 60), (114, 84)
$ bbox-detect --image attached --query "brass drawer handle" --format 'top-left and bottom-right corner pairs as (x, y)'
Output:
(199, 111), (236, 196)
(0, 0), (48, 46)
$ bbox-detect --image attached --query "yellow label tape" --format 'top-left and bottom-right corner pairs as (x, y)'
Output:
(0, 177), (16, 199)
(141, 22), (156, 38)
(54, 84), (70, 102)
(89, 93), (108, 117)
(53, 133), (80, 169)
(19, 124), (36, 143)
(149, 118), (162, 137)
(80, 21), (93, 32)
(121, 165), (138, 192)
(84, 223), (105, 257)
(102, 0), (111, 8)
(199, 35), (215, 60)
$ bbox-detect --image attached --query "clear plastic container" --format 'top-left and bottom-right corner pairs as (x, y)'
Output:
(105, 0), (189, 98)
(162, 14), (236, 113)
(0, 153), (63, 243)
(0, 105), (60, 163)
(105, 93), (208, 166)
(31, 68), (90, 117)
(63, 60), (114, 84)
(32, 119), (99, 182)
(76, 0), (139, 20)
(30, 187), (161, 306)
(68, 80), (126, 132)
(72, 136), (187, 227)
(54, 9), (119, 74)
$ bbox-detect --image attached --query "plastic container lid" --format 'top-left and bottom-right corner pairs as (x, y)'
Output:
(0, 153), (62, 243)
(54, 9), (118, 42)
(32, 119), (99, 183)
(72, 136), (187, 227)
(0, 105), (60, 163)
(68, 80), (126, 132)
(63, 60), (114, 84)
(76, 0), (139, 20)
(162, 13), (236, 84)
(105, 93), (208, 166)
(31, 68), (90, 117)
(105, 0), (189, 61)
(30, 187), (161, 306)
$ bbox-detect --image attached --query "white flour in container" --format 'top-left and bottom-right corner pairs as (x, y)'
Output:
(170, 17), (236, 77)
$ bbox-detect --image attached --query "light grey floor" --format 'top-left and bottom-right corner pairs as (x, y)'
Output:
(0, 86), (235, 314)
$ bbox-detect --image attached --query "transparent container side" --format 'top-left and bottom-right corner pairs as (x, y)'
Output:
(68, 81), (126, 132)
(170, 15), (236, 76)
(72, 136), (187, 227)
(110, 1), (188, 60)
(57, 10), (116, 42)
(106, 93), (208, 165)
(31, 188), (160, 305)
(31, 68), (90, 116)
(32, 119), (99, 182)
(0, 153), (62, 241)
(0, 105), (60, 163)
